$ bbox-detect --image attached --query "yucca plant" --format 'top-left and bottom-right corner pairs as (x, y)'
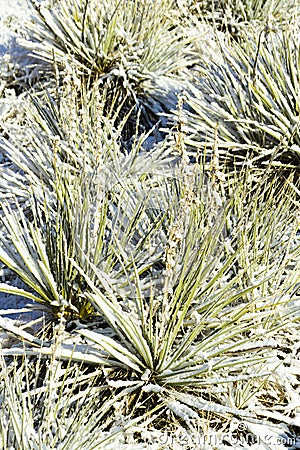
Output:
(18, 0), (193, 129)
(178, 28), (300, 168)
(0, 163), (171, 320)
(186, 0), (298, 35)
(70, 170), (300, 385)
(0, 77), (182, 321)
(3, 166), (300, 432)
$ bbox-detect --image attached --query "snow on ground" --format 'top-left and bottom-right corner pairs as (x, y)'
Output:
(0, 0), (29, 47)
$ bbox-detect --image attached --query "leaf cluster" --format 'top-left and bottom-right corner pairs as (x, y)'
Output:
(179, 29), (300, 168)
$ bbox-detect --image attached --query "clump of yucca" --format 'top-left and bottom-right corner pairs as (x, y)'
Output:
(184, 0), (298, 35)
(178, 28), (300, 168)
(0, 79), (179, 321)
(3, 166), (300, 435)
(19, 0), (193, 130)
